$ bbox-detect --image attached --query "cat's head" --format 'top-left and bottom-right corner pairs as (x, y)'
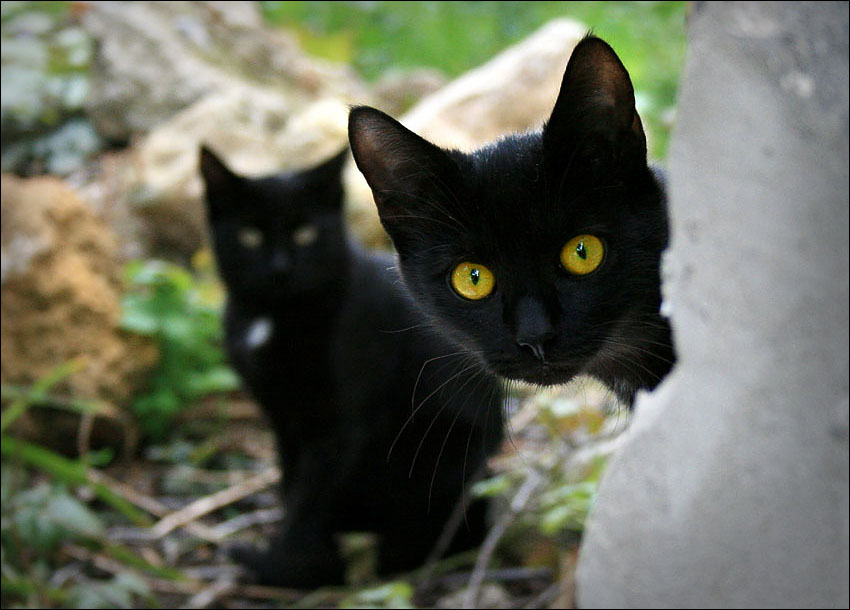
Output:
(199, 146), (350, 305)
(349, 36), (673, 401)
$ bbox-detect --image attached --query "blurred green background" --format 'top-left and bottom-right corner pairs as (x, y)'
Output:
(262, 0), (687, 158)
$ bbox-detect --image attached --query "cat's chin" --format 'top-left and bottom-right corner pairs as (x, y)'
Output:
(489, 361), (580, 387)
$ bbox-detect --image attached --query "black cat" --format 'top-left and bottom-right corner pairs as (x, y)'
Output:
(200, 146), (504, 588)
(349, 36), (675, 406)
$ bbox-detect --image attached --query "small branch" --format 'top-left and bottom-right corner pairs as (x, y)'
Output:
(88, 469), (219, 542)
(207, 506), (283, 540)
(151, 467), (280, 539)
(180, 578), (237, 609)
(463, 468), (544, 609)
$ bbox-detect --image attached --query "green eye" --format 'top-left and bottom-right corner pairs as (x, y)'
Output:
(451, 262), (495, 300)
(561, 235), (605, 275)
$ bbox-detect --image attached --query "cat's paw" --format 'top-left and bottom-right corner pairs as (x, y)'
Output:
(228, 542), (345, 589)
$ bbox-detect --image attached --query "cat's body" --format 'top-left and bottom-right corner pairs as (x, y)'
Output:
(349, 36), (675, 406)
(200, 148), (503, 588)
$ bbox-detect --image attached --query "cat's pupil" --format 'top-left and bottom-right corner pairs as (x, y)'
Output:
(576, 242), (587, 260)
(470, 268), (480, 285)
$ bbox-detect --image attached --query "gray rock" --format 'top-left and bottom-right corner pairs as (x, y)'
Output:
(119, 88), (353, 260)
(576, 3), (849, 608)
(82, 1), (368, 140)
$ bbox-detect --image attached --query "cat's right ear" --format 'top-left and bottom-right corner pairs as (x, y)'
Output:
(543, 36), (647, 179)
(348, 106), (459, 227)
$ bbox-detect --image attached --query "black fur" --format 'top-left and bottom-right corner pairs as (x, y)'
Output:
(200, 147), (504, 587)
(349, 36), (675, 406)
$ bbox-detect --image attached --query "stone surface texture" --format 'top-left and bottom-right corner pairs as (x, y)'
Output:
(576, 3), (849, 608)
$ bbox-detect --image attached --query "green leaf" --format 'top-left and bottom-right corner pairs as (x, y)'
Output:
(119, 296), (159, 335)
(1, 435), (153, 526)
(471, 473), (512, 498)
(183, 366), (240, 397)
(340, 581), (416, 609)
(45, 490), (105, 539)
(0, 358), (86, 432)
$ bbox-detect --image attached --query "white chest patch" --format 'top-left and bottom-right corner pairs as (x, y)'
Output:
(245, 317), (273, 350)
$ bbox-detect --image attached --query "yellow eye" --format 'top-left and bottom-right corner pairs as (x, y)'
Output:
(561, 234), (605, 275)
(238, 227), (263, 249)
(450, 262), (495, 300)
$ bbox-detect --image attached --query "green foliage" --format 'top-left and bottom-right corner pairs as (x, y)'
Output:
(473, 466), (600, 539)
(339, 581), (416, 609)
(0, 358), (86, 433)
(120, 260), (238, 441)
(473, 389), (622, 553)
(0, 465), (154, 609)
(1, 1), (102, 174)
(4, 478), (104, 553)
(0, 368), (181, 608)
(261, 1), (686, 158)
(65, 572), (152, 610)
(1, 435), (153, 525)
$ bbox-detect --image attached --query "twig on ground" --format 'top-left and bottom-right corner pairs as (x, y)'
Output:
(463, 468), (544, 609)
(88, 469), (219, 542)
(179, 577), (237, 609)
(208, 506), (283, 540)
(151, 467), (280, 539)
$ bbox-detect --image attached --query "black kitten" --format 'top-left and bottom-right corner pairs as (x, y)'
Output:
(200, 147), (503, 588)
(349, 36), (675, 406)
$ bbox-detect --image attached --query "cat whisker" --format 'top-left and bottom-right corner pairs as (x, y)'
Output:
(426, 361), (491, 508)
(591, 337), (667, 385)
(602, 337), (676, 366)
(457, 371), (504, 531)
(387, 350), (484, 462)
(379, 323), (431, 334)
(407, 361), (484, 478)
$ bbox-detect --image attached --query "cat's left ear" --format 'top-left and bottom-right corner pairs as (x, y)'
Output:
(543, 36), (646, 176)
(200, 145), (245, 218)
(199, 145), (242, 193)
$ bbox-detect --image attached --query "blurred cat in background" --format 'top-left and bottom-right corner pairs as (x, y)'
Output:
(200, 146), (504, 587)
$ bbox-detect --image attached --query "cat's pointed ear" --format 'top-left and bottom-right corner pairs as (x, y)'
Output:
(199, 145), (242, 191)
(543, 36), (646, 176)
(299, 147), (348, 211)
(304, 147), (348, 183)
(348, 106), (459, 226)
(200, 145), (244, 218)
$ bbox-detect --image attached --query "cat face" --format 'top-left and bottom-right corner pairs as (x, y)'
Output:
(200, 147), (350, 305)
(349, 37), (673, 400)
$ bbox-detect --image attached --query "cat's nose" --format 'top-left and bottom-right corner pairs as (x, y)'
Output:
(518, 340), (547, 362)
(514, 296), (555, 363)
(271, 250), (291, 273)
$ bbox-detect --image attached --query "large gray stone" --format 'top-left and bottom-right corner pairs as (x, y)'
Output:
(576, 3), (849, 608)
(82, 1), (368, 140)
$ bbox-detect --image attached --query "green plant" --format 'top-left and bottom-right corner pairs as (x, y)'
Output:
(120, 260), (238, 441)
(0, 463), (159, 609)
(338, 581), (416, 609)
